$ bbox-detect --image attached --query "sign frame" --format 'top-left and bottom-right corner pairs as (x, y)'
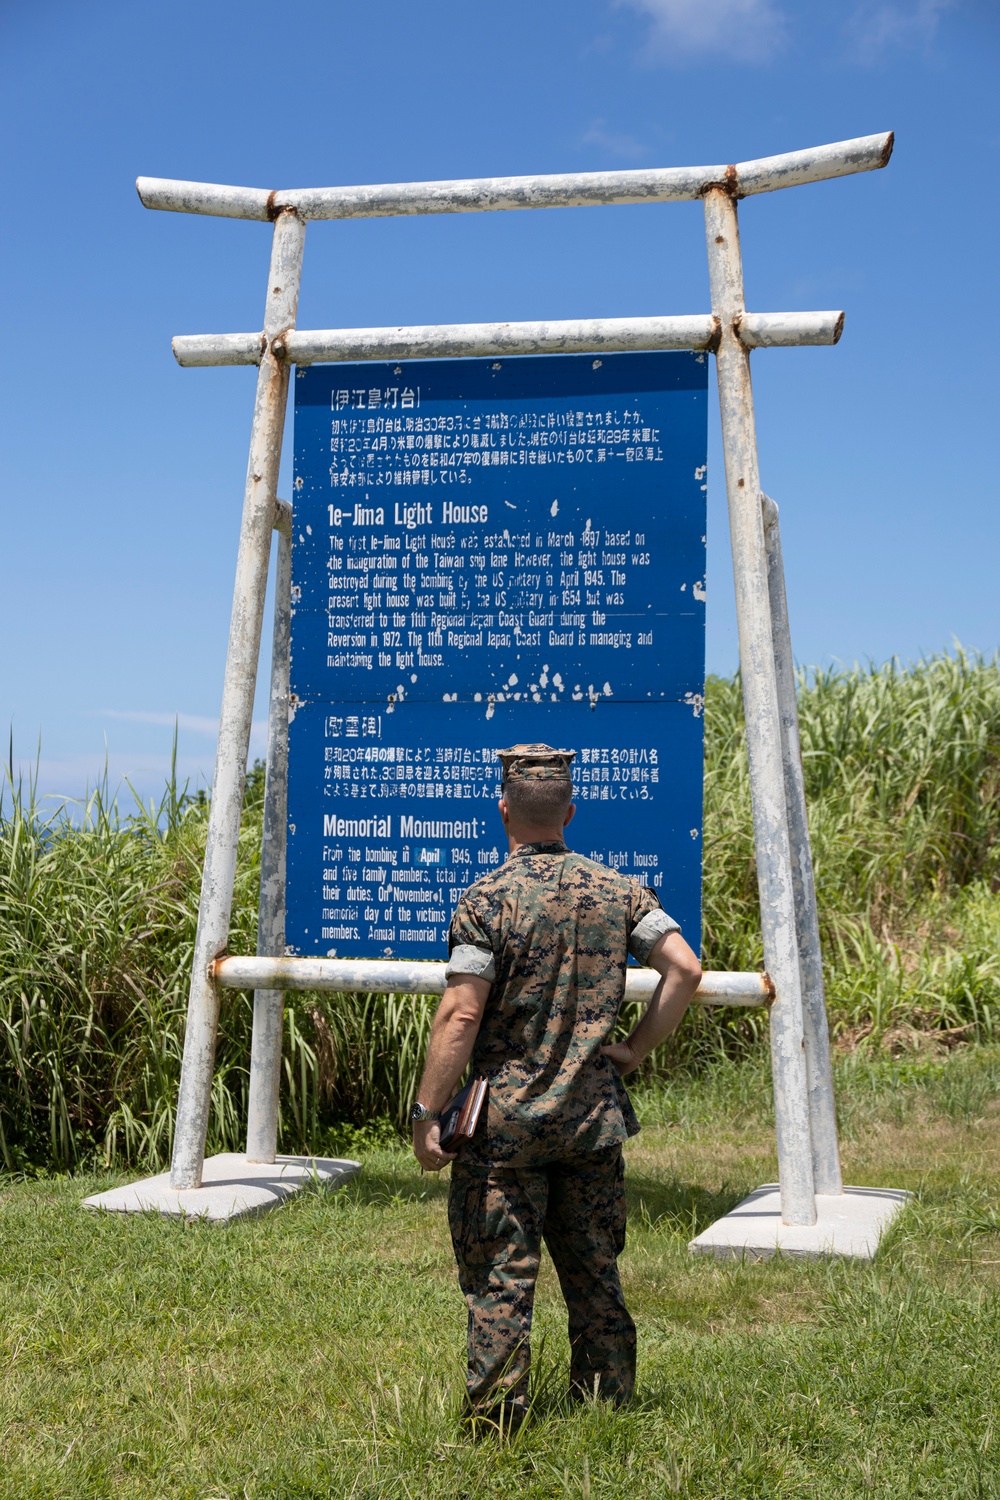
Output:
(131, 133), (896, 1227)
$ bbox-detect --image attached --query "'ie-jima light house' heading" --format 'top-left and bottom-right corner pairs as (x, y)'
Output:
(327, 501), (489, 529)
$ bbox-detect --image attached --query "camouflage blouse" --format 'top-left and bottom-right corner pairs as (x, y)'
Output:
(445, 840), (680, 1164)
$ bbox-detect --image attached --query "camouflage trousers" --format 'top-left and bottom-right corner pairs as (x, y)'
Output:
(447, 1145), (635, 1414)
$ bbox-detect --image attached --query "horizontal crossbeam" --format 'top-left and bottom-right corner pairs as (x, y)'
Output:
(137, 133), (892, 222)
(213, 956), (773, 1006)
(172, 310), (843, 368)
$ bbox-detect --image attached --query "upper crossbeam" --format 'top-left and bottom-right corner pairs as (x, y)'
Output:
(137, 133), (893, 223)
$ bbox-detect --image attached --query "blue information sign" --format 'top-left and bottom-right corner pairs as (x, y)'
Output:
(287, 351), (708, 959)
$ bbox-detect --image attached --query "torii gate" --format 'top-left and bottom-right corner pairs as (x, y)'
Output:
(87, 133), (909, 1253)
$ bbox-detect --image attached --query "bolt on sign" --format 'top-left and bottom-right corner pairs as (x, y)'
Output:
(286, 350), (709, 958)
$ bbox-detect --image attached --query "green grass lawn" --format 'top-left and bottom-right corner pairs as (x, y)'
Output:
(2, 1049), (999, 1500)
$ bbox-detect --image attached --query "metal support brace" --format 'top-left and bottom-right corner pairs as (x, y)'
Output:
(245, 499), (293, 1164)
(704, 188), (816, 1226)
(216, 957), (773, 1004)
(170, 310), (846, 369)
(762, 495), (843, 1195)
(170, 210), (306, 1190)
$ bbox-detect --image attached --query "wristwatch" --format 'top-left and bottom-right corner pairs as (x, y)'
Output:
(410, 1101), (440, 1124)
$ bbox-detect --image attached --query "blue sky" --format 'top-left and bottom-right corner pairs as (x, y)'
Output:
(2, 0), (997, 806)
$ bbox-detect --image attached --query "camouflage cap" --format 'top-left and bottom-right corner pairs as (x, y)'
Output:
(497, 743), (576, 784)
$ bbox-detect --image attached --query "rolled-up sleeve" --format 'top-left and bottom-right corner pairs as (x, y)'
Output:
(447, 897), (497, 982)
(445, 943), (496, 982)
(628, 891), (681, 966)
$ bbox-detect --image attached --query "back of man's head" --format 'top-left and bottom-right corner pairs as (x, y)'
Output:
(503, 775), (573, 833)
(497, 742), (576, 837)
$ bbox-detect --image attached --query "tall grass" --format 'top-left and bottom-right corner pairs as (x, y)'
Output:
(0, 758), (236, 1171)
(702, 649), (1000, 961)
(0, 757), (436, 1171)
(3, 651), (1000, 1172)
(687, 647), (1000, 1057)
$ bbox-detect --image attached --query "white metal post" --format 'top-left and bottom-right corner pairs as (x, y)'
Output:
(704, 187), (816, 1226)
(245, 501), (292, 1164)
(761, 495), (843, 1195)
(170, 209), (306, 1190)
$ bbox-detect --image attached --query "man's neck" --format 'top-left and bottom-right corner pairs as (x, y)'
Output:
(506, 829), (567, 855)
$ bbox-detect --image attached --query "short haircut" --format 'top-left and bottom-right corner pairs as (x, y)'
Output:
(503, 775), (573, 826)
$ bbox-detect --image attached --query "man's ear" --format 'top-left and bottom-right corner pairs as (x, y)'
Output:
(498, 796), (510, 828)
(563, 802), (576, 828)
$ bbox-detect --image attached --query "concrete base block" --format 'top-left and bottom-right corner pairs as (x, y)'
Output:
(689, 1184), (911, 1262)
(83, 1152), (361, 1223)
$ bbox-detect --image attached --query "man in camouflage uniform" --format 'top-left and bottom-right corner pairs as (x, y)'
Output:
(411, 743), (702, 1428)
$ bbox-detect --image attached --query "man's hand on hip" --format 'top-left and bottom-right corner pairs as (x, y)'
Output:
(601, 1039), (644, 1075)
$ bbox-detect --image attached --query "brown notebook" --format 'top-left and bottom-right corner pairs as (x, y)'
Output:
(439, 1076), (488, 1150)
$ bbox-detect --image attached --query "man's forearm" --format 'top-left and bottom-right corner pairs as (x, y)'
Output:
(415, 1012), (478, 1111)
(602, 930), (702, 1073)
(414, 979), (489, 1110)
(623, 971), (695, 1063)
